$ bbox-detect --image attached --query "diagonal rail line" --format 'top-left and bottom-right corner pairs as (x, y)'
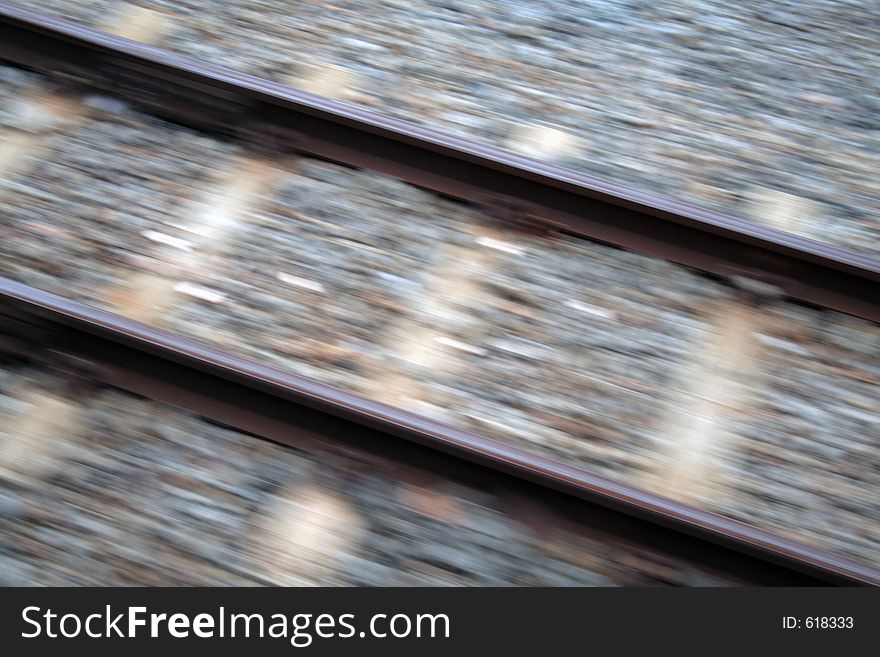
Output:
(1, 276), (877, 586)
(0, 3), (877, 322)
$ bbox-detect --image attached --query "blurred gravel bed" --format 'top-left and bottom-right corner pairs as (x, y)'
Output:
(18, 0), (880, 255)
(0, 364), (734, 585)
(707, 308), (880, 567)
(0, 66), (41, 130)
(396, 236), (721, 481)
(0, 90), (239, 305)
(166, 160), (479, 393)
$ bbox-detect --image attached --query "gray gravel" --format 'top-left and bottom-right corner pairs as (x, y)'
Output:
(707, 307), (880, 567)
(393, 235), (722, 480)
(17, 0), (880, 255)
(166, 160), (480, 393)
(0, 87), (239, 305)
(0, 363), (734, 585)
(0, 66), (42, 130)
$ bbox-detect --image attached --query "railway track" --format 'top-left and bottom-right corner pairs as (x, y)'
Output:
(0, 278), (869, 585)
(1, 3), (878, 322)
(13, 1), (880, 259)
(0, 4), (878, 585)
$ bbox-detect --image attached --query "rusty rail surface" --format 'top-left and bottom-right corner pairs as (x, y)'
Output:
(1, 276), (878, 586)
(1, 3), (879, 322)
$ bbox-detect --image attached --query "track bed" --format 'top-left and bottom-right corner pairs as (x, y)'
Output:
(1, 77), (877, 574)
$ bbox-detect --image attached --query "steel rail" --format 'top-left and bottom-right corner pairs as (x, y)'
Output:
(0, 3), (878, 322)
(1, 276), (877, 586)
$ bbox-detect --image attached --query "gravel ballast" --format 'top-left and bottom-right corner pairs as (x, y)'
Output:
(166, 160), (482, 393)
(703, 307), (880, 567)
(0, 90), (239, 305)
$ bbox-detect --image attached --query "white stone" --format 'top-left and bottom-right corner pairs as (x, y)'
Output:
(276, 272), (326, 293)
(475, 236), (524, 255)
(142, 230), (193, 251)
(564, 299), (617, 320)
(173, 282), (226, 303)
(435, 336), (488, 356)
